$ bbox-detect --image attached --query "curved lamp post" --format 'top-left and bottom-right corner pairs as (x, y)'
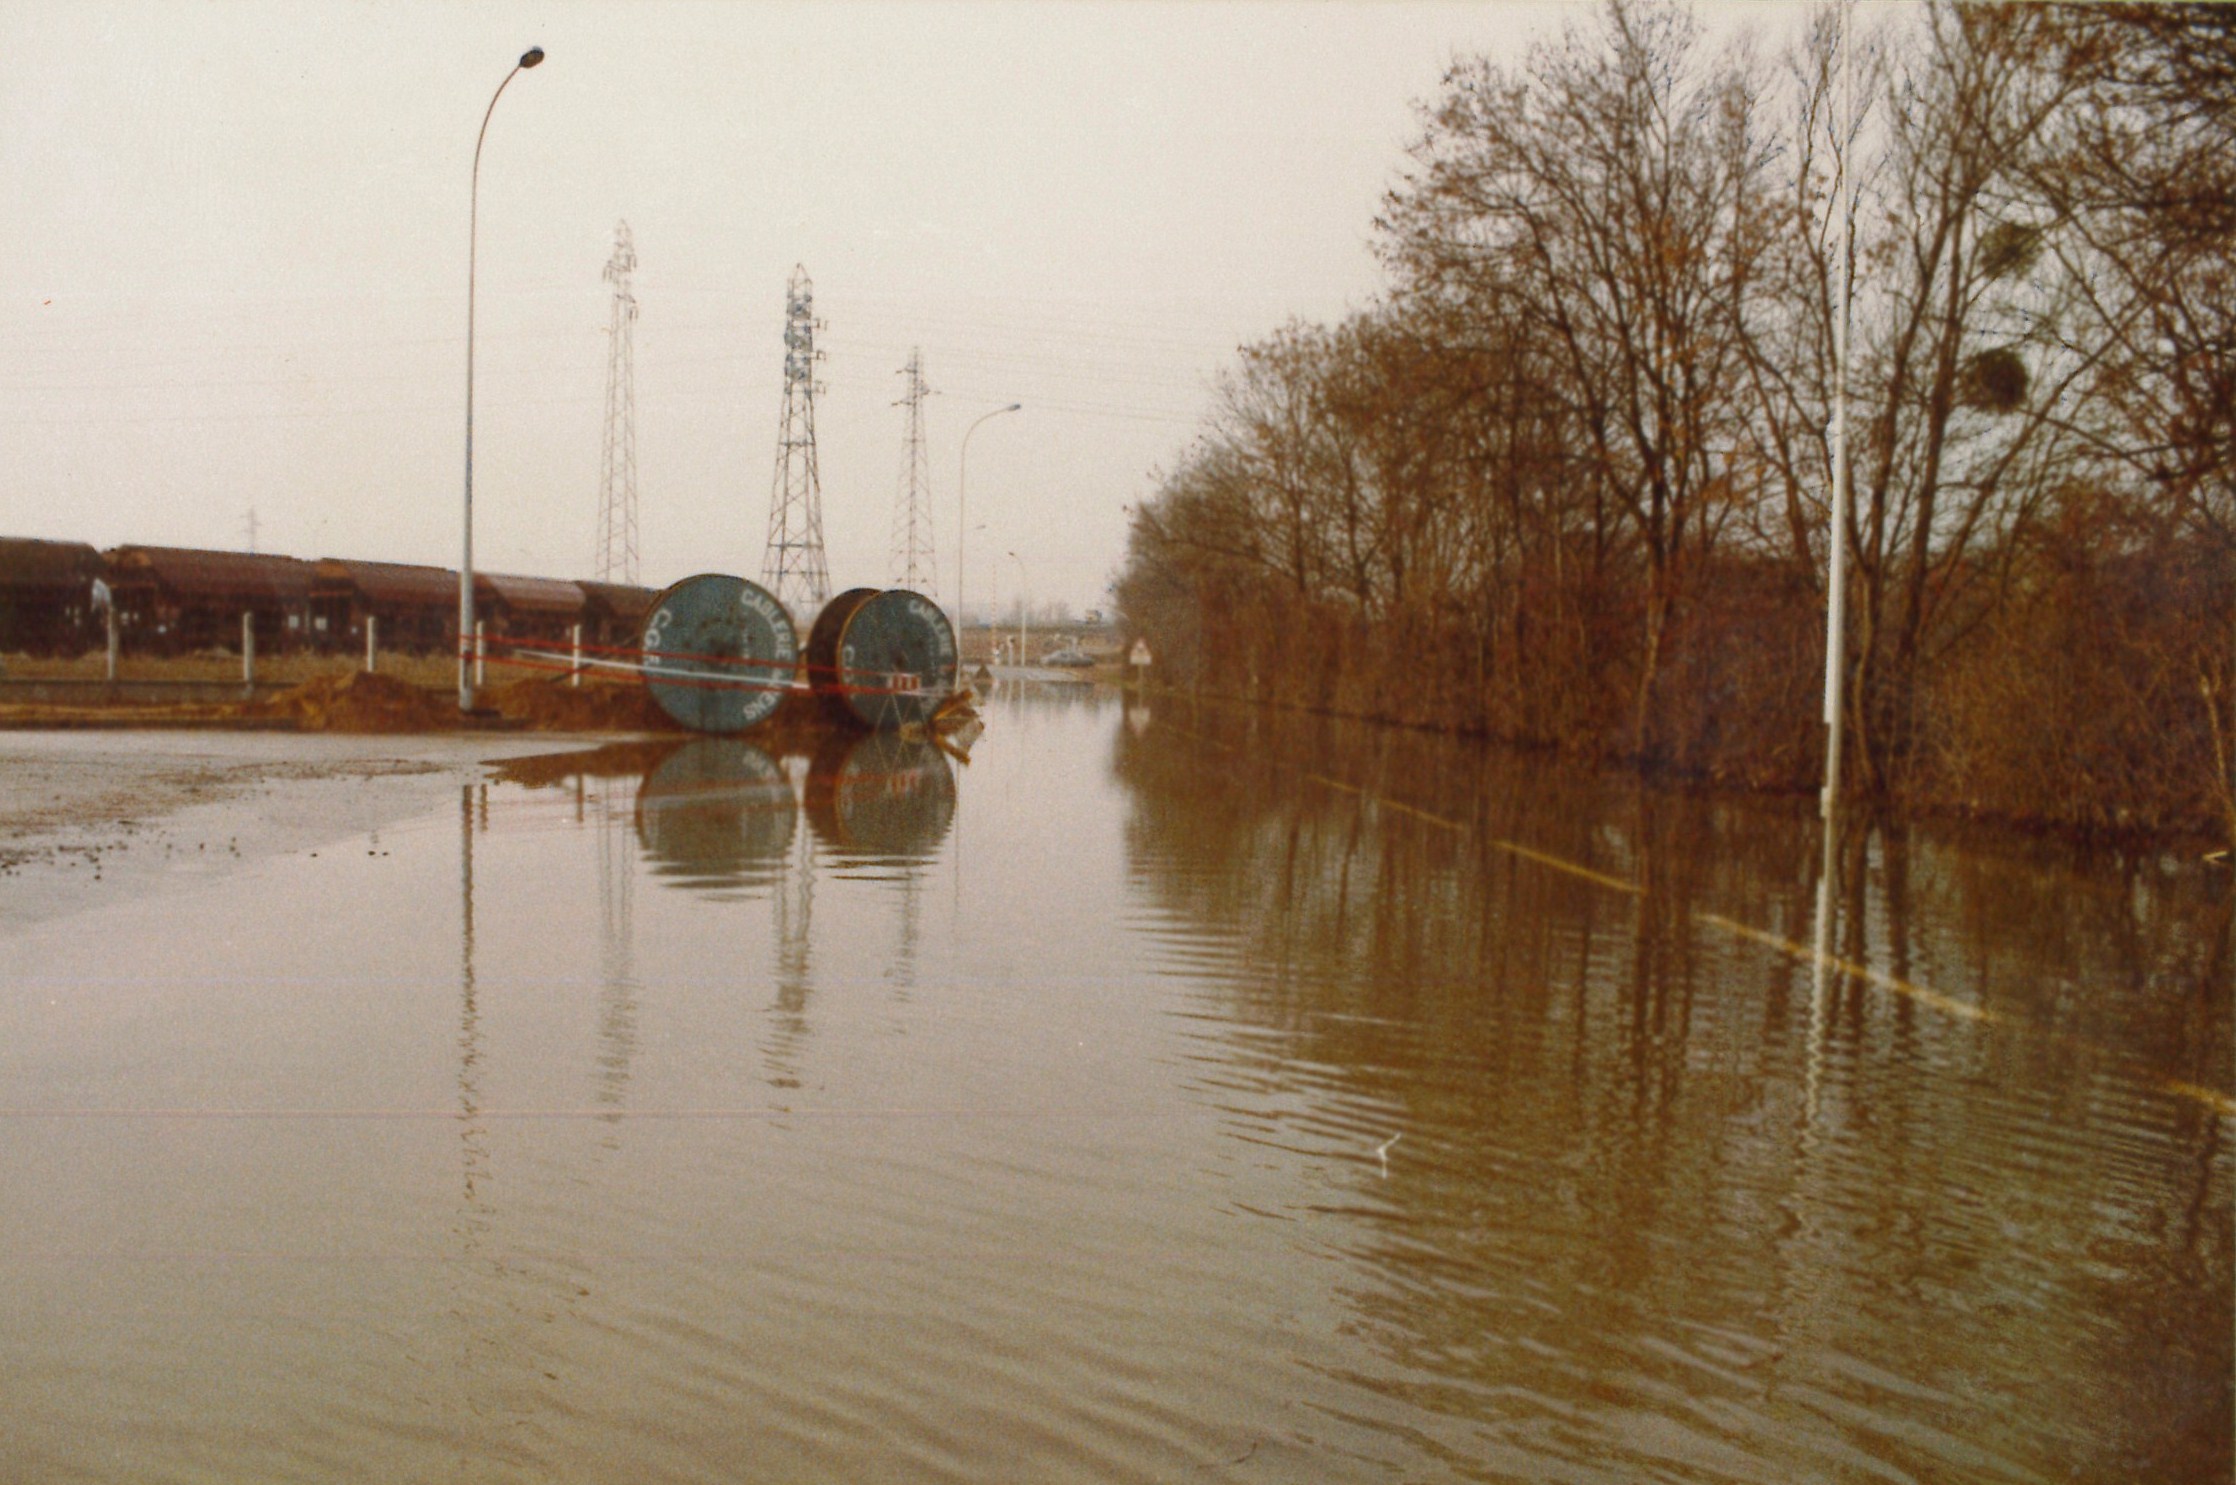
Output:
(955, 402), (1020, 651)
(459, 45), (545, 712)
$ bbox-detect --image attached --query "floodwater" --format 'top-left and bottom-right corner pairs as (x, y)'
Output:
(1, 690), (2228, 1482)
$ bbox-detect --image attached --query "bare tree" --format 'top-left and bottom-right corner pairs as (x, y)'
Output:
(2031, 3), (2234, 542)
(1807, 2), (2093, 793)
(1110, 0), (2236, 835)
(2025, 3), (2236, 830)
(1382, 0), (1774, 763)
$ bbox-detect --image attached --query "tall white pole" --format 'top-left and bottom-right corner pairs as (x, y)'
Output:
(460, 46), (544, 714)
(1821, 9), (1855, 821)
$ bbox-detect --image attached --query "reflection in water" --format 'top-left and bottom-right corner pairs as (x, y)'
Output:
(633, 739), (797, 897)
(803, 732), (957, 860)
(1113, 700), (2232, 1483)
(2, 700), (2222, 1483)
(615, 732), (955, 1081)
(457, 784), (482, 1200)
(805, 732), (956, 992)
(606, 738), (815, 1087)
(452, 782), (500, 1454)
(1122, 688), (1151, 739)
(590, 773), (638, 1123)
(520, 733), (957, 1088)
(769, 777), (815, 1092)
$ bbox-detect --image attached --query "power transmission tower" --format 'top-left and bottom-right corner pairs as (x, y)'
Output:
(595, 221), (641, 586)
(888, 348), (937, 594)
(761, 264), (830, 616)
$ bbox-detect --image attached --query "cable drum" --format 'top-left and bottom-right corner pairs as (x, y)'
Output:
(806, 587), (957, 730)
(639, 573), (798, 734)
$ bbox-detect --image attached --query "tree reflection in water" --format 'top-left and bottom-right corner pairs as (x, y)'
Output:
(1111, 699), (2232, 1483)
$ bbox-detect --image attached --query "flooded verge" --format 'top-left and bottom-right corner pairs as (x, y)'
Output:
(0, 731), (588, 936)
(0, 692), (2227, 1481)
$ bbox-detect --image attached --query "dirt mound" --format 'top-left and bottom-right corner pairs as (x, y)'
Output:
(482, 675), (680, 732)
(253, 671), (457, 733)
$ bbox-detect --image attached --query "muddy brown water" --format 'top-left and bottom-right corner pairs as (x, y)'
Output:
(0, 691), (2227, 1482)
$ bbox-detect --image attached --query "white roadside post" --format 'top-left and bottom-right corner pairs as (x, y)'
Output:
(1820, 6), (1856, 822)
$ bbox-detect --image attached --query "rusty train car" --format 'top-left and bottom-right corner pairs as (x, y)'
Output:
(0, 536), (659, 661)
(0, 539), (107, 656)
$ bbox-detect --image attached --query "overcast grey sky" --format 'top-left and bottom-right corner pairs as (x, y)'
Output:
(4, 0), (1777, 616)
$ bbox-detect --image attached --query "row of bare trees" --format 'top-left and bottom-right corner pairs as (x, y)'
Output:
(1115, 0), (2235, 836)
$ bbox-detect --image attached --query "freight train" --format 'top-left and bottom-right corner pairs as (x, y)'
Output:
(0, 537), (658, 660)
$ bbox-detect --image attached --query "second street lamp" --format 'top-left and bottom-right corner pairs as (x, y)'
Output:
(955, 402), (1020, 657)
(459, 44), (544, 713)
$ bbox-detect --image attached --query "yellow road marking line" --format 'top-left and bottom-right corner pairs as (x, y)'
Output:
(1305, 774), (1365, 795)
(1382, 798), (1466, 832)
(1696, 912), (1998, 1025)
(1488, 837), (1643, 896)
(2164, 1081), (2236, 1118)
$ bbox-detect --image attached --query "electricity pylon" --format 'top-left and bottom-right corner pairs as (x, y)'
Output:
(888, 348), (937, 594)
(595, 221), (640, 586)
(760, 265), (830, 617)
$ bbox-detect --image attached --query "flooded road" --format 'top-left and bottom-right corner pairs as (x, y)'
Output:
(1, 692), (2228, 1482)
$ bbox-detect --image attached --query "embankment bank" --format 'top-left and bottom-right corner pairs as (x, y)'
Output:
(1125, 678), (2231, 857)
(0, 672), (680, 735)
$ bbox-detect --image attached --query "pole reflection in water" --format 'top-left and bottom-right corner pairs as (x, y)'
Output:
(804, 732), (957, 991)
(1807, 807), (1838, 1123)
(454, 781), (499, 1454)
(458, 783), (482, 1197)
(594, 772), (637, 1126)
(616, 733), (956, 1081)
(629, 737), (810, 1085)
(770, 777), (813, 1092)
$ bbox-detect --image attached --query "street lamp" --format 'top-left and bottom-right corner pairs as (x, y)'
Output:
(955, 402), (1020, 654)
(459, 45), (545, 713)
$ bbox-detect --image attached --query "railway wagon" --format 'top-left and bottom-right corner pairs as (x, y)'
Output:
(0, 538), (104, 657)
(473, 571), (587, 655)
(310, 557), (460, 654)
(104, 545), (315, 655)
(579, 579), (661, 651)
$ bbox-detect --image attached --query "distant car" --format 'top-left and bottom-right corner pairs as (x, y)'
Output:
(1042, 646), (1096, 668)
